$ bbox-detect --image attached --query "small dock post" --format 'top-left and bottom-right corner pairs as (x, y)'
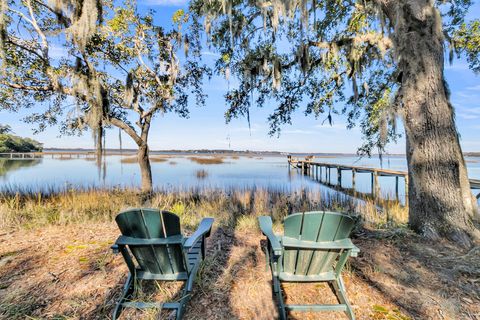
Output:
(352, 168), (356, 190)
(395, 176), (399, 201)
(337, 167), (342, 187)
(371, 171), (379, 198)
(405, 175), (409, 208)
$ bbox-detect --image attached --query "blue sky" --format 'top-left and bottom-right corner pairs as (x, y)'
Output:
(1, 1), (480, 153)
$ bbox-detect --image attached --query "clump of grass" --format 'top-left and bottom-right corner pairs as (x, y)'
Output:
(236, 215), (260, 233)
(169, 161), (177, 165)
(120, 157), (137, 164)
(121, 156), (169, 164)
(231, 156), (240, 160)
(150, 157), (168, 163)
(196, 169), (208, 179)
(358, 199), (408, 228)
(188, 156), (224, 165)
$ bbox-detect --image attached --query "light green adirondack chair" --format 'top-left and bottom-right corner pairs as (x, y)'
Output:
(259, 211), (359, 320)
(111, 208), (214, 320)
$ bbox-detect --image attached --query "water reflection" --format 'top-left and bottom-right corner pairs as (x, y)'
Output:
(0, 159), (42, 178)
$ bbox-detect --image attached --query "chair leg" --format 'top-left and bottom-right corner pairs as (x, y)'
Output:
(332, 276), (355, 320)
(273, 276), (287, 320)
(175, 289), (192, 320)
(112, 273), (135, 320)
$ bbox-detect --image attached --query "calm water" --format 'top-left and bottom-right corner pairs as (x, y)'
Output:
(1, 154), (479, 201)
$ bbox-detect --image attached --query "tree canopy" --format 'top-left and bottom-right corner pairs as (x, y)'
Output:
(0, 0), (208, 151)
(191, 0), (479, 156)
(0, 132), (43, 152)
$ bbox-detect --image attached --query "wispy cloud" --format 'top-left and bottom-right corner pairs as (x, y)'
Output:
(456, 106), (480, 120)
(445, 62), (470, 71)
(466, 84), (480, 91)
(143, 0), (187, 6)
(283, 129), (316, 135)
(230, 123), (263, 133)
(314, 122), (361, 132)
(458, 113), (480, 120)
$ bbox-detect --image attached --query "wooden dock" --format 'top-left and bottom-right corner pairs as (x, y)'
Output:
(288, 156), (480, 202)
(0, 152), (97, 159)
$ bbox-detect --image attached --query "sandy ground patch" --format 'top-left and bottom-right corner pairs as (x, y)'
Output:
(0, 224), (478, 319)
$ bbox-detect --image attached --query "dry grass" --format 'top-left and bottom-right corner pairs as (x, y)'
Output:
(196, 169), (208, 179)
(120, 156), (169, 164)
(0, 189), (477, 319)
(188, 156), (225, 165)
(120, 156), (138, 164)
(359, 199), (409, 228)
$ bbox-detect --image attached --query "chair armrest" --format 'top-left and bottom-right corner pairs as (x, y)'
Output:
(258, 216), (282, 257)
(184, 218), (214, 249)
(114, 235), (184, 246)
(111, 244), (119, 254)
(350, 244), (360, 257)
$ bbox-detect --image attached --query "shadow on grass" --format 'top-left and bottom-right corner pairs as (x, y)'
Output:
(351, 228), (479, 319)
(0, 250), (50, 318)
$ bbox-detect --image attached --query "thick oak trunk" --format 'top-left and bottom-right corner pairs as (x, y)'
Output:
(394, 1), (479, 246)
(138, 143), (153, 193)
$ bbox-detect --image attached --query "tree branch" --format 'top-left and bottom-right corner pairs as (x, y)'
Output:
(25, 0), (49, 60)
(108, 117), (143, 146)
(2, 82), (53, 91)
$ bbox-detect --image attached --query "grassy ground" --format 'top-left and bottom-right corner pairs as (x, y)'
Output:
(0, 189), (478, 319)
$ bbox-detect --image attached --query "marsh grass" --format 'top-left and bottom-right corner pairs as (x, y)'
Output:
(195, 169), (208, 179)
(188, 156), (225, 165)
(150, 157), (169, 163)
(0, 185), (372, 231)
(120, 157), (137, 164)
(120, 156), (169, 164)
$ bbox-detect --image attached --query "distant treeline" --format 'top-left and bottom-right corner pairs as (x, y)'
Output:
(0, 133), (43, 153)
(38, 148), (480, 157)
(43, 148), (286, 155)
(465, 152), (480, 157)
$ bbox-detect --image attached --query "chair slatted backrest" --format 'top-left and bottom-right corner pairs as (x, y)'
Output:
(282, 211), (355, 276)
(115, 209), (186, 275)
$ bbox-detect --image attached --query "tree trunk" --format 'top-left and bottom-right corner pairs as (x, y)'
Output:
(138, 143), (153, 192)
(394, 0), (479, 246)
(95, 127), (103, 178)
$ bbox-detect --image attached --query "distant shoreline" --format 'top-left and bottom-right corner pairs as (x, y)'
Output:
(41, 148), (480, 157)
(41, 148), (396, 157)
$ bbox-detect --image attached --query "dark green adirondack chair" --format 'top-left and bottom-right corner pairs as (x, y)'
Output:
(111, 208), (214, 320)
(259, 211), (359, 320)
